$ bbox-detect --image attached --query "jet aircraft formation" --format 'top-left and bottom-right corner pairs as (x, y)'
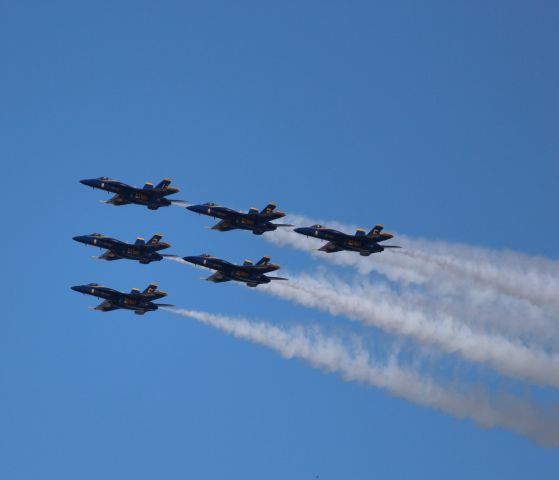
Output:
(72, 176), (400, 314)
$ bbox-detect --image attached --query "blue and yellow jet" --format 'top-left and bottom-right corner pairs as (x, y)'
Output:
(182, 254), (288, 287)
(294, 224), (401, 256)
(186, 202), (292, 235)
(71, 283), (173, 315)
(73, 233), (171, 264)
(80, 177), (185, 209)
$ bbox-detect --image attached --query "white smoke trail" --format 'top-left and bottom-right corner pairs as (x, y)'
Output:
(394, 244), (559, 316)
(163, 307), (559, 447)
(163, 255), (192, 266)
(266, 214), (559, 316)
(260, 274), (559, 388)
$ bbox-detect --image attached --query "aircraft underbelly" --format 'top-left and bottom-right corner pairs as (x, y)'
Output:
(229, 271), (262, 283)
(116, 300), (146, 311)
(343, 243), (366, 253)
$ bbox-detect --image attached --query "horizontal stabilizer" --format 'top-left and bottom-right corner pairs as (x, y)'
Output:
(267, 276), (288, 281)
(382, 245), (402, 249)
(272, 223), (294, 227)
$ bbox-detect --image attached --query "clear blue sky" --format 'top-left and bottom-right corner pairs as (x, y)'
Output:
(1, 1), (558, 479)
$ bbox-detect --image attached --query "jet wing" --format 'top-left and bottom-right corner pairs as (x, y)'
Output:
(94, 300), (119, 312)
(318, 242), (344, 253)
(104, 194), (131, 206)
(205, 272), (231, 283)
(98, 251), (122, 261)
(210, 220), (236, 232)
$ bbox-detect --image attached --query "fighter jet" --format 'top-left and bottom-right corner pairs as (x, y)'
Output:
(186, 202), (292, 235)
(73, 233), (171, 264)
(294, 224), (401, 256)
(182, 254), (288, 287)
(71, 283), (173, 314)
(80, 177), (184, 210)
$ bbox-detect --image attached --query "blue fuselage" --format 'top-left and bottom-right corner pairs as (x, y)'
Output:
(71, 285), (159, 312)
(73, 235), (168, 263)
(187, 204), (286, 234)
(183, 255), (280, 284)
(294, 227), (391, 254)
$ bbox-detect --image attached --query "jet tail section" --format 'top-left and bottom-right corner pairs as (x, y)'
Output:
(248, 207), (259, 215)
(355, 228), (366, 237)
(155, 178), (172, 190)
(147, 234), (163, 246)
(368, 224), (384, 236)
(261, 203), (277, 214)
(256, 256), (271, 266)
(143, 182), (154, 189)
(143, 283), (158, 295)
(134, 237), (146, 246)
(243, 259), (254, 266)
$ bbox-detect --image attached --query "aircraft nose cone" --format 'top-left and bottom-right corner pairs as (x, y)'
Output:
(73, 235), (86, 243)
(71, 285), (87, 293)
(182, 256), (199, 264)
(80, 178), (97, 187)
(186, 204), (204, 213)
(293, 227), (309, 235)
